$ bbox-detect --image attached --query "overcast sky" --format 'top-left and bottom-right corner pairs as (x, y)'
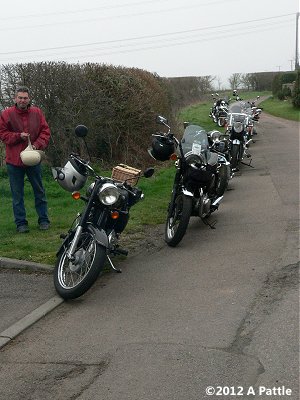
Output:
(1, 0), (299, 88)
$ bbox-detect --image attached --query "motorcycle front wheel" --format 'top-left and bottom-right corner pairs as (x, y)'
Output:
(216, 164), (229, 196)
(54, 230), (106, 299)
(165, 193), (193, 247)
(230, 144), (240, 170)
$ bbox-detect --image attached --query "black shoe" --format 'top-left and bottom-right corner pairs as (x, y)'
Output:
(39, 223), (50, 230)
(17, 225), (29, 233)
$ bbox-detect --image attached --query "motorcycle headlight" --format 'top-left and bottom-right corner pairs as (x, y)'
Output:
(98, 183), (120, 205)
(185, 153), (205, 167)
(210, 130), (221, 141)
(233, 122), (244, 133)
(216, 141), (226, 152)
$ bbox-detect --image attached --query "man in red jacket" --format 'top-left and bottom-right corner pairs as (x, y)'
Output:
(0, 86), (51, 233)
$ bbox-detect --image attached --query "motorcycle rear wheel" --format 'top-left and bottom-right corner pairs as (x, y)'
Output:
(54, 230), (106, 299)
(165, 193), (193, 247)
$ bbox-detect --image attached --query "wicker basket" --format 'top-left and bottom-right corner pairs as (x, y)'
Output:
(111, 164), (141, 186)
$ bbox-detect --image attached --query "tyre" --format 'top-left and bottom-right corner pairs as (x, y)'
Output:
(165, 193), (193, 247)
(54, 230), (106, 299)
(216, 164), (229, 196)
(230, 144), (240, 170)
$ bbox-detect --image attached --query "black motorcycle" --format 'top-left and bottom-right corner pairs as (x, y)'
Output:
(149, 116), (224, 247)
(52, 125), (154, 299)
(208, 129), (232, 187)
(226, 105), (253, 171)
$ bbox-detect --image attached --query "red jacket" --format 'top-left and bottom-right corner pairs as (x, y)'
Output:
(0, 105), (51, 167)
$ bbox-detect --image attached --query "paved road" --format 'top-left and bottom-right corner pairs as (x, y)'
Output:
(0, 113), (298, 400)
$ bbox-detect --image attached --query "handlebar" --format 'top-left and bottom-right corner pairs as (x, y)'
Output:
(69, 153), (96, 175)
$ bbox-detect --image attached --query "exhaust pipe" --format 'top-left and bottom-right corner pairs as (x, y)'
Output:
(212, 196), (223, 206)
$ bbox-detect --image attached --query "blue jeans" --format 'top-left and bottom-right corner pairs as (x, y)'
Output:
(7, 163), (50, 228)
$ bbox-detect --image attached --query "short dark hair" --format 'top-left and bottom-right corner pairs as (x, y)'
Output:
(15, 86), (29, 95)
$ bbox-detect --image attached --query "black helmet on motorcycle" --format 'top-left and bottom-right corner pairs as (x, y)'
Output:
(148, 136), (175, 161)
(51, 156), (88, 192)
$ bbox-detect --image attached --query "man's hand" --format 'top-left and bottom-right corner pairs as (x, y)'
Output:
(20, 132), (29, 140)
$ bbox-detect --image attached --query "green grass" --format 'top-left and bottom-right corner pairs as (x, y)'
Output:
(259, 96), (300, 121)
(0, 164), (175, 265)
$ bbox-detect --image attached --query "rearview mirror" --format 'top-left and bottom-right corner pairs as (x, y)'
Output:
(156, 115), (168, 125)
(75, 125), (88, 138)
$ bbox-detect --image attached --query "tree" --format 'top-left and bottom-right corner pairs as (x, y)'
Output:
(228, 73), (242, 90)
(0, 62), (173, 167)
(240, 74), (252, 90)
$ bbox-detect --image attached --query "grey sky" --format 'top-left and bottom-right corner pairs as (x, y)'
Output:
(1, 0), (299, 88)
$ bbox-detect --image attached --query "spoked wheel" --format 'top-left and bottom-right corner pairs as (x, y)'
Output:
(54, 230), (106, 299)
(165, 193), (193, 247)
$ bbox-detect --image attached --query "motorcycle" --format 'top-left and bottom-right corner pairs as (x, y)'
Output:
(226, 109), (253, 171)
(51, 125), (154, 299)
(216, 101), (229, 127)
(149, 116), (224, 247)
(209, 93), (219, 123)
(248, 97), (263, 134)
(208, 129), (232, 186)
(209, 94), (229, 127)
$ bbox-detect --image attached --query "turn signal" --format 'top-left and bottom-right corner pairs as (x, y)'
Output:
(72, 191), (81, 200)
(170, 153), (178, 161)
(111, 211), (119, 219)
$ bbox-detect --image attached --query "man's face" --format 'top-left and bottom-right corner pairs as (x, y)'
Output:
(15, 92), (30, 109)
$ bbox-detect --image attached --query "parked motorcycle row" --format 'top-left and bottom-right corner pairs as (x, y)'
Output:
(147, 91), (263, 248)
(51, 92), (262, 300)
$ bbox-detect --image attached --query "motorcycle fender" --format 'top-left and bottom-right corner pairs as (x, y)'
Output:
(87, 225), (109, 248)
(232, 139), (240, 145)
(218, 155), (230, 165)
(182, 188), (194, 197)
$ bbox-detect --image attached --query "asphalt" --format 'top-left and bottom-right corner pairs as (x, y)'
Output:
(0, 257), (63, 349)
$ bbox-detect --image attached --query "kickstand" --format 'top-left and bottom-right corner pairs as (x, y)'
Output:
(241, 159), (254, 168)
(106, 255), (122, 273)
(202, 218), (217, 229)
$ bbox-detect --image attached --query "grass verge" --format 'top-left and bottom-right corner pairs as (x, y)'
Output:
(0, 164), (175, 265)
(259, 96), (300, 121)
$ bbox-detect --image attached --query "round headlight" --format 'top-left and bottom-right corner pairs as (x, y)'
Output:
(233, 122), (243, 133)
(98, 183), (120, 205)
(210, 130), (221, 141)
(185, 153), (205, 167)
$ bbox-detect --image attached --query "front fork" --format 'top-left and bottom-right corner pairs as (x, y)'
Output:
(167, 169), (182, 218)
(66, 226), (83, 259)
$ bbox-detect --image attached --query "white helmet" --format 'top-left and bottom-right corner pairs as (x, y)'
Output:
(51, 157), (87, 192)
(20, 148), (42, 166)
